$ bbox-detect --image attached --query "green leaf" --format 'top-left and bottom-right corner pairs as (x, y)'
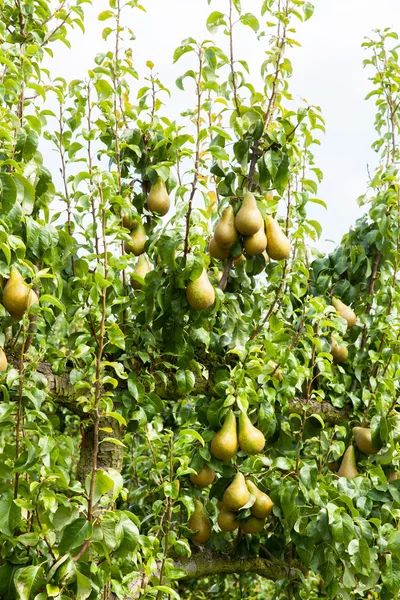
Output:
(75, 569), (92, 600)
(59, 519), (92, 554)
(179, 429), (205, 446)
(0, 173), (17, 212)
(175, 370), (195, 394)
(14, 566), (44, 600)
(152, 586), (180, 600)
(85, 470), (114, 506)
(98, 10), (114, 20)
(274, 154), (290, 196)
(40, 294), (65, 312)
(388, 530), (400, 557)
(206, 11), (226, 34)
(240, 13), (259, 32)
(303, 2), (314, 20)
(108, 323), (126, 350)
(0, 498), (21, 536)
(358, 537), (370, 567)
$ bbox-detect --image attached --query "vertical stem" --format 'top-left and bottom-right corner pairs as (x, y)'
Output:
(87, 83), (100, 263)
(59, 101), (76, 275)
(14, 327), (26, 498)
(229, 0), (240, 116)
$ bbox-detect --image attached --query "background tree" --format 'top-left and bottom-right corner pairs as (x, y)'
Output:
(0, 1), (400, 600)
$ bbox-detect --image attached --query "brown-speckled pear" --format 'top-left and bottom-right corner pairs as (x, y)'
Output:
(246, 481), (273, 519)
(131, 255), (151, 290)
(235, 191), (263, 236)
(332, 297), (356, 329)
(214, 206), (239, 249)
(209, 238), (231, 260)
(223, 472), (250, 511)
(210, 410), (238, 461)
(0, 348), (7, 372)
(240, 516), (265, 534)
(337, 445), (358, 479)
(190, 465), (216, 488)
(330, 339), (348, 364)
(186, 269), (215, 311)
(265, 216), (291, 260)
(187, 499), (212, 544)
(125, 220), (146, 256)
(238, 412), (265, 456)
(146, 177), (170, 216)
(2, 270), (39, 321)
(244, 225), (268, 256)
(218, 506), (239, 532)
(353, 427), (378, 455)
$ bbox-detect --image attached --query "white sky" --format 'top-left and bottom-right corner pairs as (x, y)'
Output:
(48, 0), (400, 253)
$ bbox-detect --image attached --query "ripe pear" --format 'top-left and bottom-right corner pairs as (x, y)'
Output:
(131, 255), (151, 290)
(265, 216), (291, 261)
(190, 465), (216, 488)
(121, 205), (136, 229)
(238, 412), (265, 456)
(209, 238), (231, 260)
(214, 206), (239, 249)
(240, 516), (265, 534)
(233, 254), (246, 265)
(222, 472), (250, 511)
(218, 506), (239, 532)
(0, 348), (7, 372)
(186, 269), (215, 311)
(146, 177), (170, 216)
(187, 499), (212, 544)
(235, 191), (263, 236)
(244, 226), (268, 256)
(332, 297), (356, 329)
(331, 339), (348, 364)
(246, 481), (273, 519)
(337, 445), (358, 479)
(125, 220), (146, 256)
(211, 410), (238, 461)
(3, 270), (39, 321)
(353, 427), (378, 455)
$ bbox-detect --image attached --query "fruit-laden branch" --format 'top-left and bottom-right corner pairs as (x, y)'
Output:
(116, 547), (300, 599)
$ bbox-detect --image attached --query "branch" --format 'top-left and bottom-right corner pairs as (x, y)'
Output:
(288, 397), (349, 427)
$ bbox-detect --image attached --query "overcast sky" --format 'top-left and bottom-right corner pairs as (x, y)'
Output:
(47, 0), (400, 253)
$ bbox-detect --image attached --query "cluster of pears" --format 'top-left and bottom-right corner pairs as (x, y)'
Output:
(209, 191), (290, 263)
(337, 426), (378, 479)
(329, 297), (356, 364)
(210, 409), (265, 461)
(218, 474), (273, 534)
(2, 270), (39, 321)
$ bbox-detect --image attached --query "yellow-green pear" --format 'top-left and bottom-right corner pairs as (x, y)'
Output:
(190, 465), (216, 488)
(214, 206), (239, 249)
(331, 339), (348, 364)
(121, 205), (136, 229)
(265, 216), (291, 261)
(146, 177), (170, 216)
(353, 427), (378, 455)
(337, 445), (358, 479)
(218, 506), (239, 532)
(235, 191), (263, 236)
(2, 270), (39, 321)
(244, 226), (268, 256)
(186, 269), (215, 311)
(238, 412), (265, 456)
(267, 360), (283, 382)
(240, 516), (265, 534)
(222, 472), (250, 511)
(332, 297), (356, 329)
(125, 220), (146, 256)
(187, 499), (212, 544)
(246, 481), (273, 519)
(233, 254), (246, 265)
(210, 410), (238, 461)
(0, 348), (7, 372)
(131, 255), (151, 290)
(209, 238), (231, 260)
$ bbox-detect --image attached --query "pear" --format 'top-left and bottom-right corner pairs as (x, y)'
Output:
(210, 410), (238, 461)
(337, 445), (358, 479)
(186, 269), (215, 311)
(267, 360), (283, 382)
(218, 506), (239, 532)
(222, 472), (250, 511)
(238, 412), (265, 456)
(146, 177), (170, 216)
(265, 216), (291, 261)
(332, 297), (356, 329)
(265, 190), (274, 203)
(187, 499), (212, 544)
(240, 516), (265, 534)
(244, 226), (268, 256)
(233, 254), (246, 265)
(190, 465), (216, 488)
(246, 481), (273, 519)
(214, 206), (239, 249)
(331, 339), (348, 364)
(125, 220), (146, 256)
(389, 472), (399, 483)
(131, 255), (151, 290)
(209, 238), (231, 260)
(235, 191), (263, 236)
(353, 427), (378, 455)
(0, 348), (7, 372)
(217, 500), (224, 510)
(121, 205), (136, 229)
(3, 270), (39, 321)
